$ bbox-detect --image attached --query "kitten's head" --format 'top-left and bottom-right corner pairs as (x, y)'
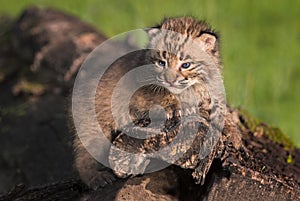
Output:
(147, 17), (221, 94)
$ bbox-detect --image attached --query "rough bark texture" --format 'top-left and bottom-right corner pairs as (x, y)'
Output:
(0, 7), (299, 201)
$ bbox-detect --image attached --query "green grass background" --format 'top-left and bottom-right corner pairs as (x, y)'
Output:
(0, 0), (299, 146)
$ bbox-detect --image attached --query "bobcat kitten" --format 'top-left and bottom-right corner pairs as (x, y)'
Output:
(73, 16), (224, 190)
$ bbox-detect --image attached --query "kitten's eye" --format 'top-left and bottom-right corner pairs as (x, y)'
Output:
(181, 62), (191, 69)
(158, 60), (166, 67)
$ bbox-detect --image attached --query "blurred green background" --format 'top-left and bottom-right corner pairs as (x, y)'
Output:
(0, 0), (299, 146)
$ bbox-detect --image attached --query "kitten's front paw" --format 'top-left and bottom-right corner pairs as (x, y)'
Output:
(82, 170), (116, 190)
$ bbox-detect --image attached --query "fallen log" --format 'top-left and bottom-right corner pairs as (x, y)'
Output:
(0, 7), (299, 201)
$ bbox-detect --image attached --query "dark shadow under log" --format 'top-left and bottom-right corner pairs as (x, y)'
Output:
(0, 7), (299, 201)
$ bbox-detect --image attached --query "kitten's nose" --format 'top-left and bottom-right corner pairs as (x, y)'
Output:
(164, 69), (178, 84)
(166, 78), (174, 84)
(165, 77), (176, 84)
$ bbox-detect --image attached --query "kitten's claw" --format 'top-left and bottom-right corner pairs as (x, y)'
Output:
(166, 108), (182, 120)
(175, 110), (182, 118)
(166, 108), (174, 120)
(166, 113), (172, 120)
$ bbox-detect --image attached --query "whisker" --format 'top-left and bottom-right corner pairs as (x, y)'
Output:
(137, 77), (157, 84)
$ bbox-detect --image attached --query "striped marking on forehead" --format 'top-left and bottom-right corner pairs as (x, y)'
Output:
(156, 49), (193, 63)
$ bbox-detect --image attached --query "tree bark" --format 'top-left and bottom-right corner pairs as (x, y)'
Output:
(0, 7), (299, 201)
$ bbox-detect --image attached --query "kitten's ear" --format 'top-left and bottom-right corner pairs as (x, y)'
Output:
(197, 33), (219, 54)
(145, 27), (161, 39)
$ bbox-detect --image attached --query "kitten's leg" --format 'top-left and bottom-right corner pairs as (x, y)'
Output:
(109, 130), (152, 178)
(192, 148), (217, 185)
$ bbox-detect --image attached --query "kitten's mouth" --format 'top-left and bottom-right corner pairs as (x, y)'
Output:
(156, 79), (189, 94)
(166, 81), (188, 88)
(164, 84), (188, 94)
